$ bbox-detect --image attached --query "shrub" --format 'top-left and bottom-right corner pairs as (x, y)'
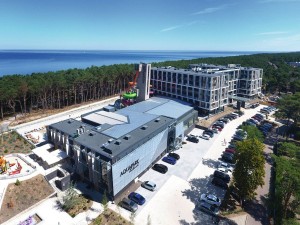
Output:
(15, 179), (21, 186)
(4, 149), (8, 153)
(294, 131), (300, 140)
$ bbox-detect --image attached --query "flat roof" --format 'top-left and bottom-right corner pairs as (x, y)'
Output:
(32, 144), (68, 165)
(49, 119), (93, 137)
(82, 111), (128, 126)
(151, 67), (221, 77)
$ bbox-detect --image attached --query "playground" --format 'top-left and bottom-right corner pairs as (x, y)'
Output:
(0, 155), (34, 178)
(0, 174), (54, 224)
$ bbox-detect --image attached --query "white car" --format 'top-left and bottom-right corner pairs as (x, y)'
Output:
(141, 181), (156, 191)
(200, 194), (221, 207)
(199, 134), (210, 140)
(219, 162), (233, 172)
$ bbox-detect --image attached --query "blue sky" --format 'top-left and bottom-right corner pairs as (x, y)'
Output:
(0, 0), (299, 51)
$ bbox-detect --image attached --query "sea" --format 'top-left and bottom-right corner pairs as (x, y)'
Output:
(0, 50), (261, 76)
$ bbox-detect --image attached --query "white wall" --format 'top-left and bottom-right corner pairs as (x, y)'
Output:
(111, 129), (168, 195)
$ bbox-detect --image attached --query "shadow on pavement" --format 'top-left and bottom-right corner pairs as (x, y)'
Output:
(202, 158), (220, 169)
(244, 200), (268, 225)
(180, 176), (238, 225)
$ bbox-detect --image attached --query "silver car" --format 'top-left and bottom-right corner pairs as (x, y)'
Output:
(141, 181), (156, 191)
(200, 194), (221, 207)
(119, 198), (138, 212)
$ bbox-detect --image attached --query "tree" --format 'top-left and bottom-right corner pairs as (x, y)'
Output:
(276, 92), (300, 127)
(101, 190), (108, 212)
(233, 138), (265, 206)
(277, 142), (300, 159)
(274, 156), (300, 219)
(241, 125), (264, 142)
(61, 183), (80, 211)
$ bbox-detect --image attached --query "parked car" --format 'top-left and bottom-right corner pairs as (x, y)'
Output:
(152, 164), (168, 173)
(203, 131), (214, 138)
(200, 194), (221, 207)
(214, 122), (224, 128)
(221, 154), (235, 164)
(212, 177), (228, 189)
(211, 128), (219, 134)
(225, 148), (236, 154)
(128, 192), (146, 205)
(217, 167), (231, 175)
(168, 152), (180, 160)
(198, 202), (219, 215)
(162, 156), (177, 165)
(213, 170), (230, 183)
(222, 152), (234, 158)
(219, 118), (229, 123)
(199, 134), (210, 140)
(141, 181), (156, 191)
(218, 162), (233, 172)
(119, 198), (138, 212)
(212, 125), (222, 131)
(187, 135), (199, 143)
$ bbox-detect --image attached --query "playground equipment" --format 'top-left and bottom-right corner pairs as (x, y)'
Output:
(8, 159), (22, 176)
(0, 156), (7, 174)
(0, 156), (22, 175)
(121, 64), (142, 106)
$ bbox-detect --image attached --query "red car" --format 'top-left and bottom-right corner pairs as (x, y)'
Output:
(225, 148), (236, 154)
(212, 125), (222, 131)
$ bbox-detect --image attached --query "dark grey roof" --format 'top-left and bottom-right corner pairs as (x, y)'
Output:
(73, 115), (173, 161)
(104, 116), (173, 161)
(49, 119), (93, 137)
(102, 110), (159, 139)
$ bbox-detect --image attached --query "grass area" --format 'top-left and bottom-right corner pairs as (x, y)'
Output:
(63, 194), (93, 218)
(91, 209), (132, 225)
(0, 131), (34, 155)
(0, 174), (54, 224)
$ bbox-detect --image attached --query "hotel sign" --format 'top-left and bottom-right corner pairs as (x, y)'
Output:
(120, 159), (139, 177)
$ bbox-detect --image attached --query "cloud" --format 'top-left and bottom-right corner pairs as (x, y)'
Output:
(160, 25), (182, 32)
(192, 6), (224, 15)
(160, 21), (202, 32)
(260, 33), (300, 50)
(260, 0), (300, 3)
(256, 31), (288, 35)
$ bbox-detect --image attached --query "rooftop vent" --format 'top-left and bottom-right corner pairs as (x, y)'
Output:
(124, 134), (131, 140)
(108, 138), (114, 143)
(115, 139), (122, 145)
(89, 132), (95, 136)
(102, 147), (112, 154)
(155, 118), (160, 122)
(68, 120), (72, 124)
(141, 125), (148, 130)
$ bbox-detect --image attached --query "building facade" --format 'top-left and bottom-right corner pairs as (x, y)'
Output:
(150, 64), (263, 114)
(46, 97), (197, 198)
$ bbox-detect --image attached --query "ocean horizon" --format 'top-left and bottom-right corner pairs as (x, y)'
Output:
(0, 50), (265, 76)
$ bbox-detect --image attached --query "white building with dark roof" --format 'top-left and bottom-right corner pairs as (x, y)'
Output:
(47, 97), (197, 198)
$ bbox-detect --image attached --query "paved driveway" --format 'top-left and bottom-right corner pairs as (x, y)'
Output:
(110, 106), (265, 225)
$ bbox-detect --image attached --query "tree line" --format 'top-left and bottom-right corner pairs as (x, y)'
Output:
(0, 64), (134, 120)
(1, 52), (300, 120)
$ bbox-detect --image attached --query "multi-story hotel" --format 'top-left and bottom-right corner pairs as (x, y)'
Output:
(150, 64), (263, 114)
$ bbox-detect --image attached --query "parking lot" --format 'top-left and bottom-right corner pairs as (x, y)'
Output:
(109, 105), (265, 225)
